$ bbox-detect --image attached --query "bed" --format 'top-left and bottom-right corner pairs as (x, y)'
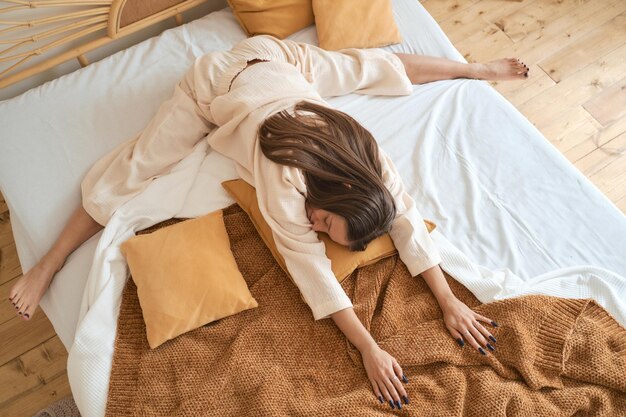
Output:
(1, 0), (625, 416)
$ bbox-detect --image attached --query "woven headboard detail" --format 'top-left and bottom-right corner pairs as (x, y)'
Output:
(119, 0), (185, 28)
(0, 0), (208, 89)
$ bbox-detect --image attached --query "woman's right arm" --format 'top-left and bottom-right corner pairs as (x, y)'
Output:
(254, 160), (409, 409)
(331, 308), (410, 409)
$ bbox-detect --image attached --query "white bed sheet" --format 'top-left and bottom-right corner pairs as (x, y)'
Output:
(0, 1), (625, 416)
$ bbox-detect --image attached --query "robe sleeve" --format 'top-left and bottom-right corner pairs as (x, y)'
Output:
(254, 157), (353, 321)
(379, 148), (442, 276)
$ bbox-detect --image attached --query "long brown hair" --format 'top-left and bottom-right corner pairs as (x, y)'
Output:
(259, 101), (396, 251)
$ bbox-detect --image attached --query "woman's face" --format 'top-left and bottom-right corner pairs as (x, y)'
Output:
(305, 202), (350, 247)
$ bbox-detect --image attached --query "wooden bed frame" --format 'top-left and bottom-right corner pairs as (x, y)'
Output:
(0, 0), (211, 89)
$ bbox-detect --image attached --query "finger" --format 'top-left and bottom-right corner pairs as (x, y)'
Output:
(467, 325), (489, 354)
(378, 378), (396, 409)
(473, 321), (496, 351)
(461, 328), (483, 354)
(369, 378), (384, 405)
(447, 325), (465, 348)
(388, 374), (405, 409)
(474, 313), (495, 326)
(474, 314), (500, 334)
(381, 375), (401, 409)
(391, 360), (410, 405)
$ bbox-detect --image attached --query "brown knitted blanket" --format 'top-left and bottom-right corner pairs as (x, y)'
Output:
(105, 204), (626, 416)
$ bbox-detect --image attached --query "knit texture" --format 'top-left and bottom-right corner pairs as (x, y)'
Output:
(105, 204), (626, 416)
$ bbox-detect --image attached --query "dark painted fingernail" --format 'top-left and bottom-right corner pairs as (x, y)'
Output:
(378, 395), (384, 404)
(478, 347), (487, 355)
(403, 395), (410, 405)
(456, 338), (464, 347)
(402, 374), (408, 383)
(389, 400), (395, 409)
(487, 343), (495, 351)
(396, 400), (402, 409)
(18, 312), (22, 315)
(491, 321), (498, 327)
(24, 314), (29, 319)
(489, 335), (497, 343)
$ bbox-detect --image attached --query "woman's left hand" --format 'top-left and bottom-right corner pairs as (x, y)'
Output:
(440, 296), (498, 355)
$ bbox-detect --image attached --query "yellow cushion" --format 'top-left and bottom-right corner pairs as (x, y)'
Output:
(312, 0), (403, 50)
(120, 210), (258, 349)
(227, 0), (314, 39)
(221, 179), (436, 284)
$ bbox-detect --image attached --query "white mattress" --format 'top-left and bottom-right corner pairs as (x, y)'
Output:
(1, 1), (625, 416)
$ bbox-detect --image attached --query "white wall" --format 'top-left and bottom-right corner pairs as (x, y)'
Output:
(0, 0), (228, 102)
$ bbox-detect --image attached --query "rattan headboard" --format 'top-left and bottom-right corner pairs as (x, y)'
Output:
(0, 0), (210, 89)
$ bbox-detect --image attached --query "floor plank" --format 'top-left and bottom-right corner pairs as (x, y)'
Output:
(419, 0), (479, 22)
(585, 132), (626, 200)
(1, 275), (22, 325)
(0, 242), (22, 287)
(574, 131), (626, 178)
(583, 75), (626, 126)
(0, 210), (14, 249)
(495, 0), (592, 43)
(438, 0), (536, 44)
(0, 371), (71, 417)
(473, 0), (626, 69)
(539, 11), (626, 83)
(0, 199), (7, 217)
(0, 336), (68, 406)
(518, 43), (626, 130)
(454, 23), (515, 63)
(617, 195), (626, 213)
(0, 311), (56, 367)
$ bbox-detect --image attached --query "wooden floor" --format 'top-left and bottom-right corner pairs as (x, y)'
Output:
(1, 0), (625, 415)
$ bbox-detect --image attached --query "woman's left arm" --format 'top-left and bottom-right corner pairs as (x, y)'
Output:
(420, 265), (498, 355)
(377, 149), (498, 354)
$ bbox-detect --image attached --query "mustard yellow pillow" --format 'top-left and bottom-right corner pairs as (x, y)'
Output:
(227, 0), (314, 39)
(312, 0), (402, 50)
(120, 210), (258, 349)
(221, 179), (436, 284)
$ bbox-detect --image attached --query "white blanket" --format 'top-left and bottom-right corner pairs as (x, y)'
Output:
(67, 120), (626, 417)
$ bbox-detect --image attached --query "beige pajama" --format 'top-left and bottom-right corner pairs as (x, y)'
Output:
(82, 35), (441, 321)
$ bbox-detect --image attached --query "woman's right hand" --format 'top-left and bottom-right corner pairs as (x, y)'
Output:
(360, 344), (410, 410)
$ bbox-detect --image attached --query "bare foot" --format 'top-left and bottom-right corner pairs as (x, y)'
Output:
(8, 262), (56, 321)
(474, 58), (529, 81)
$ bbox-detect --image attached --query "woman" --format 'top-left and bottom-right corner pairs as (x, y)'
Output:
(9, 35), (528, 409)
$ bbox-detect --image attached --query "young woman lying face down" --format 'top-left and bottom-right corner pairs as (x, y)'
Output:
(9, 41), (528, 410)
(260, 102), (395, 252)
